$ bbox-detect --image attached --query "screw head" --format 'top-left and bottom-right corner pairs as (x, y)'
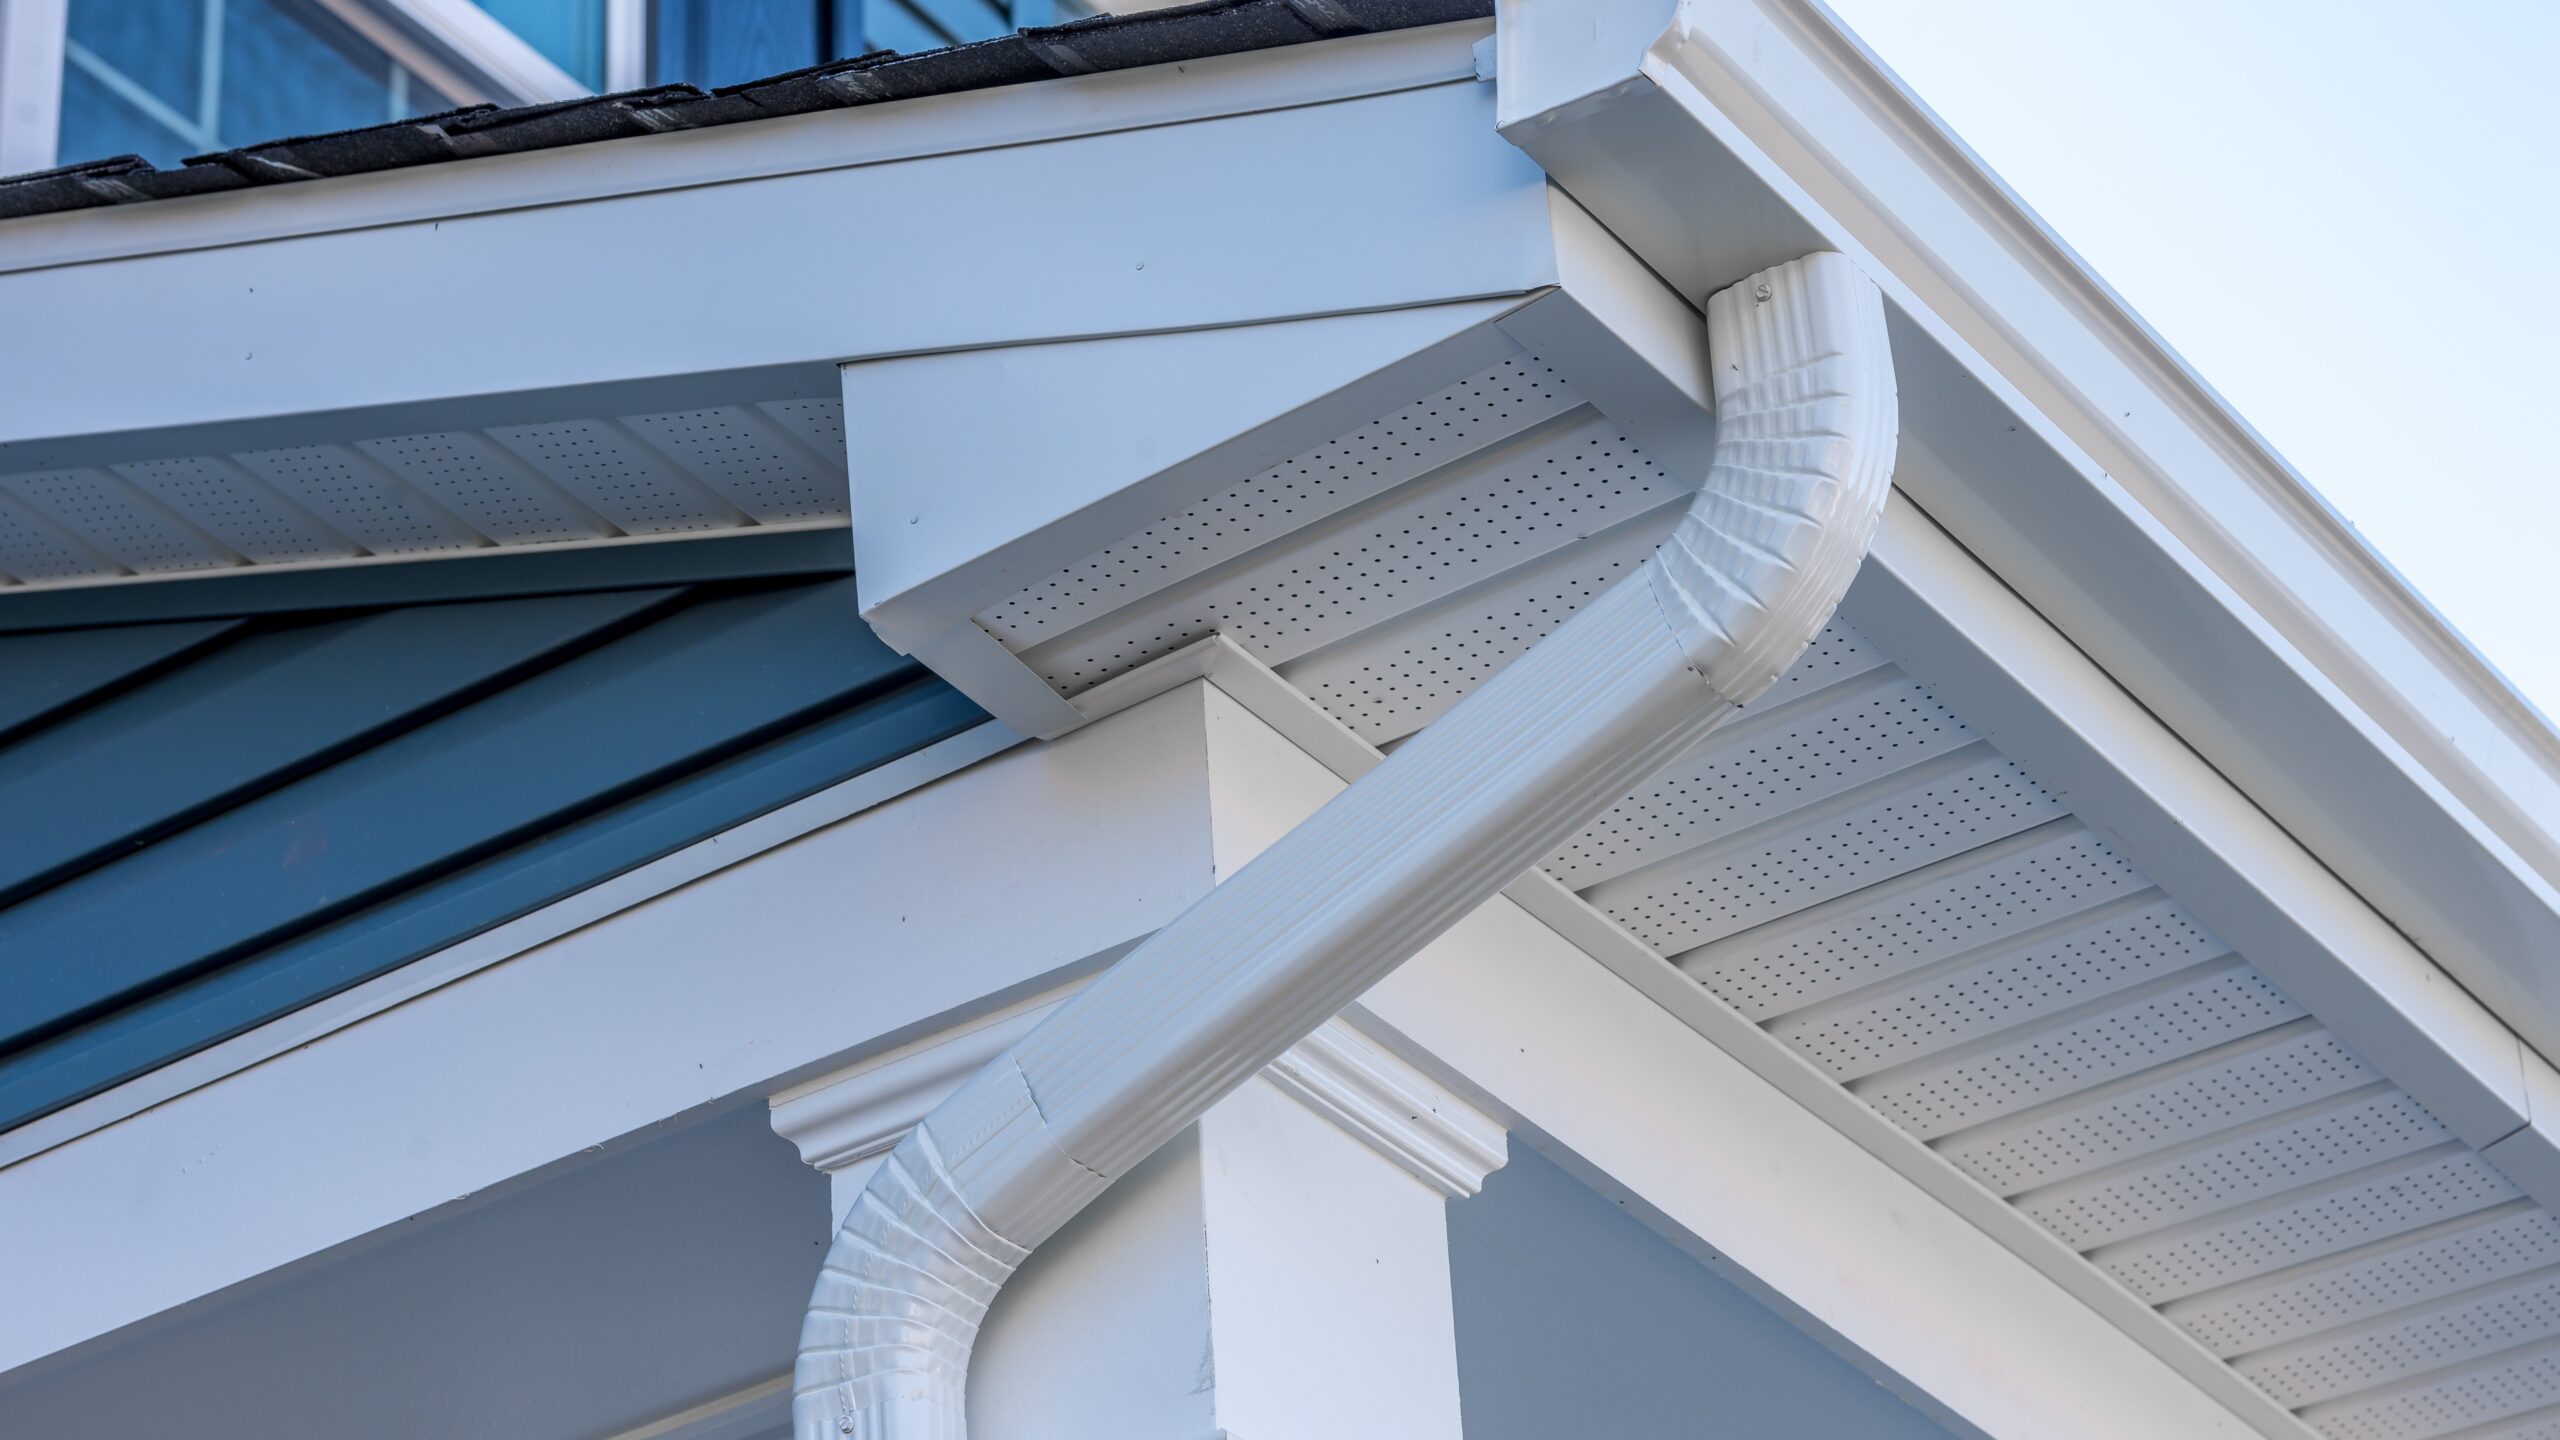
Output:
(1753, 282), (1773, 303)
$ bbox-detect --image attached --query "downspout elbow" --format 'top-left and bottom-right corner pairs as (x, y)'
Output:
(794, 252), (1896, 1440)
(1646, 253), (1900, 706)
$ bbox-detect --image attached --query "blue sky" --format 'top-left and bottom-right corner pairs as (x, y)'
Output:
(1825, 0), (2560, 722)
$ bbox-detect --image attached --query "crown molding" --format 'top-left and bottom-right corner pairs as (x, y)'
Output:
(770, 1004), (1506, 1201)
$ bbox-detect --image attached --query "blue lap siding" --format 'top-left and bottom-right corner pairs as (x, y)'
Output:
(0, 574), (986, 1132)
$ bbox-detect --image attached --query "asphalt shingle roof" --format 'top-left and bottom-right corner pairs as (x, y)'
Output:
(0, 0), (1489, 223)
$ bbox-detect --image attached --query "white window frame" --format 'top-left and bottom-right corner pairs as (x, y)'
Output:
(0, 0), (67, 175)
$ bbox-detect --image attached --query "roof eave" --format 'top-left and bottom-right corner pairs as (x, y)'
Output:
(1494, 0), (2560, 1070)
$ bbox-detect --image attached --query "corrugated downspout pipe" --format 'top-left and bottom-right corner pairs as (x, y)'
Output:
(794, 251), (1898, 1440)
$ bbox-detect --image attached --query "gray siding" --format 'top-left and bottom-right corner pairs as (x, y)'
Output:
(1450, 1146), (1968, 1438)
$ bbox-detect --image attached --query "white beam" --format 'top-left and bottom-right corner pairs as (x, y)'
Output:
(0, 65), (1548, 458)
(1191, 675), (2297, 1440)
(0, 689), (1212, 1375)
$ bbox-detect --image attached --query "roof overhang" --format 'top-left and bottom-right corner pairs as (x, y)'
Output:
(0, 22), (1516, 626)
(12, 10), (2560, 1436)
(1493, 0), (2560, 1080)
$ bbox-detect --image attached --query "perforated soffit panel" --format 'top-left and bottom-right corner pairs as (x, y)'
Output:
(978, 351), (2560, 1440)
(0, 400), (850, 589)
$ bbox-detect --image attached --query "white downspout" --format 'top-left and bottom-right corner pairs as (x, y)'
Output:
(794, 251), (1899, 1440)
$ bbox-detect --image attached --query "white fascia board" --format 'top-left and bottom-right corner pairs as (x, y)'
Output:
(0, 25), (1527, 463)
(0, 21), (1486, 277)
(1851, 497), (2557, 1183)
(1497, 0), (2560, 1068)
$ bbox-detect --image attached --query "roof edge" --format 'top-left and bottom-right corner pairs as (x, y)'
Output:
(0, 0), (1491, 240)
(1495, 0), (2560, 1069)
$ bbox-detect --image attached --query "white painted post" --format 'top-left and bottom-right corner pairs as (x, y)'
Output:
(774, 1016), (1505, 1440)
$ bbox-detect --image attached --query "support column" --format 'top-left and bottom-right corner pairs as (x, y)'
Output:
(772, 1012), (1506, 1440)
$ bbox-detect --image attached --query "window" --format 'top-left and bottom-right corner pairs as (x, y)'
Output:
(649, 0), (1076, 90)
(470, 0), (606, 91)
(59, 0), (455, 168)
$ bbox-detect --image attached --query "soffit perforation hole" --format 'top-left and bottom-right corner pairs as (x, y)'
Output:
(1943, 1029), (2376, 1195)
(357, 433), (599, 544)
(2102, 1153), (2520, 1304)
(0, 499), (114, 581)
(981, 356), (1579, 649)
(2176, 1210), (2560, 1358)
(1761, 619), (1889, 698)
(758, 399), (847, 469)
(1299, 555), (1646, 741)
(2245, 1271), (2560, 1409)
(1551, 678), (1971, 889)
(111, 457), (351, 562)
(622, 406), (842, 524)
(1857, 966), (2304, 1137)
(485, 421), (732, 534)
(2312, 1342), (2560, 1440)
(1688, 829), (2144, 1020)
(0, 470), (228, 573)
(1777, 898), (2223, 1079)
(1597, 757), (2067, 956)
(2023, 1091), (2449, 1251)
(233, 446), (472, 554)
(1027, 422), (1682, 693)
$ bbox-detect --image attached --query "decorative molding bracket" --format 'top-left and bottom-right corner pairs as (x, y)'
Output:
(1260, 1017), (1507, 1199)
(771, 1008), (1505, 1203)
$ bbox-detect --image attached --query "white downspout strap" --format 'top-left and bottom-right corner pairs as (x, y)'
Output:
(793, 251), (1898, 1440)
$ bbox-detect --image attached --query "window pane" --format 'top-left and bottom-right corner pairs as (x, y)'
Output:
(653, 0), (820, 89)
(399, 69), (455, 116)
(57, 60), (195, 168)
(217, 0), (393, 142)
(67, 0), (204, 121)
(471, 0), (605, 90)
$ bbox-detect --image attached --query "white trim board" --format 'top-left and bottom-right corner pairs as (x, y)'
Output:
(1186, 667), (2299, 1439)
(0, 720), (1023, 1174)
(0, 67), (1548, 461)
(0, 20), (1491, 277)
(0, 685), (1218, 1375)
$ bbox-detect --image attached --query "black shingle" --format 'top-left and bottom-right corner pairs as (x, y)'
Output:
(0, 0), (1492, 224)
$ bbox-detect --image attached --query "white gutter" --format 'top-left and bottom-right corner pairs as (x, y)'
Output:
(791, 251), (1899, 1439)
